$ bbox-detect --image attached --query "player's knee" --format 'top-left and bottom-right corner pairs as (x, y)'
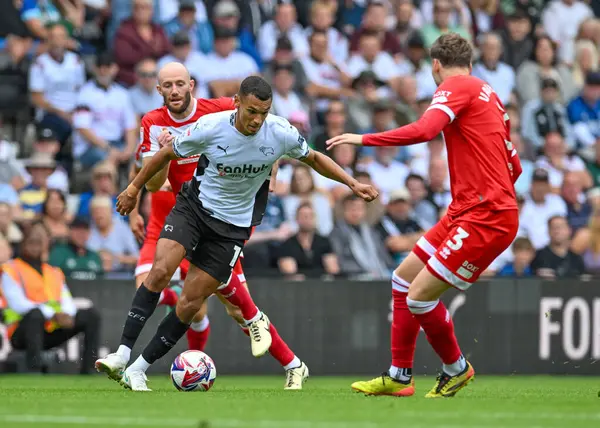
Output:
(177, 294), (204, 321)
(146, 262), (172, 292)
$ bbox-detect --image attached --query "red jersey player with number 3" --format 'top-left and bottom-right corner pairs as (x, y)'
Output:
(327, 33), (522, 398)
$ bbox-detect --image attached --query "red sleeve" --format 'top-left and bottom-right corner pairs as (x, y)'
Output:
(363, 108), (450, 147)
(139, 114), (154, 155)
(510, 150), (522, 184)
(218, 97), (236, 110)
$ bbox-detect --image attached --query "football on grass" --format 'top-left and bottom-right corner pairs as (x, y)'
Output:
(170, 350), (216, 392)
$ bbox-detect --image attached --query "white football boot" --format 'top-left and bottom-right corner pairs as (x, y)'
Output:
(120, 367), (151, 392)
(95, 353), (127, 382)
(248, 313), (272, 357)
(284, 362), (309, 390)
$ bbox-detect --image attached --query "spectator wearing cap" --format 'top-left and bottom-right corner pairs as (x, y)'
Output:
(349, 2), (402, 55)
(420, 0), (471, 49)
(542, 0), (593, 65)
(157, 31), (210, 98)
(304, 0), (349, 65)
(277, 202), (339, 280)
(471, 33), (515, 106)
(516, 35), (576, 105)
(567, 71), (600, 148)
(518, 168), (568, 250)
(203, 26), (259, 98)
(271, 63), (307, 120)
(163, 0), (213, 54)
(521, 78), (575, 150)
(211, 0), (262, 70)
(346, 31), (401, 94)
(20, 128), (69, 193)
(17, 153), (57, 221)
(128, 58), (163, 119)
(330, 194), (393, 280)
(28, 23), (85, 148)
(113, 0), (170, 87)
(258, 2), (309, 62)
(263, 36), (308, 95)
(500, 10), (534, 70)
(302, 31), (353, 121)
(76, 161), (119, 220)
(536, 132), (592, 190)
(397, 32), (437, 101)
(49, 217), (104, 280)
(87, 196), (139, 273)
(72, 53), (137, 169)
(376, 187), (424, 264)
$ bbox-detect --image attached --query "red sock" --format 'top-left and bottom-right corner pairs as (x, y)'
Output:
(187, 324), (211, 351)
(158, 288), (178, 307)
(218, 274), (259, 321)
(408, 299), (461, 364)
(391, 289), (420, 368)
(240, 324), (295, 367)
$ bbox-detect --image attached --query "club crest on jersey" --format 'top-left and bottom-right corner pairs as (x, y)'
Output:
(259, 146), (275, 156)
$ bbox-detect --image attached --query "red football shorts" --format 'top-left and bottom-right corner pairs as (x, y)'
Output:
(412, 209), (518, 291)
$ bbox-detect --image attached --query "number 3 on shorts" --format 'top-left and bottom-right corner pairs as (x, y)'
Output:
(446, 227), (469, 251)
(229, 245), (242, 267)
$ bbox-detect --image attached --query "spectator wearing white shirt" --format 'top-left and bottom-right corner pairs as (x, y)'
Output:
(535, 132), (592, 191)
(304, 0), (349, 65)
(157, 31), (210, 99)
(521, 78), (575, 150)
(271, 63), (306, 120)
(203, 26), (259, 98)
(358, 146), (409, 204)
(20, 128), (70, 194)
(258, 2), (309, 62)
(471, 32), (515, 106)
(519, 168), (568, 249)
(302, 31), (353, 120)
(346, 31), (401, 91)
(72, 53), (138, 169)
(28, 23), (85, 148)
(542, 0), (593, 65)
(128, 59), (163, 120)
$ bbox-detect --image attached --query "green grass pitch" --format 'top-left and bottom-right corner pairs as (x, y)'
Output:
(0, 375), (598, 428)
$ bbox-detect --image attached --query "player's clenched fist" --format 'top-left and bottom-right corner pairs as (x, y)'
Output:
(116, 185), (139, 216)
(157, 129), (175, 147)
(350, 181), (379, 202)
(326, 133), (363, 150)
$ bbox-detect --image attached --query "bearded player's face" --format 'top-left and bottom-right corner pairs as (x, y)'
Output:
(157, 75), (195, 114)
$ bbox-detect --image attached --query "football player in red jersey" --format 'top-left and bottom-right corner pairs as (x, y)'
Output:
(328, 33), (522, 398)
(97, 63), (307, 390)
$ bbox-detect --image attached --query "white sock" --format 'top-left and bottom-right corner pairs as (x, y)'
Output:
(244, 308), (262, 325)
(190, 316), (210, 332)
(388, 365), (412, 382)
(116, 345), (131, 362)
(128, 355), (151, 373)
(443, 355), (466, 376)
(283, 356), (301, 371)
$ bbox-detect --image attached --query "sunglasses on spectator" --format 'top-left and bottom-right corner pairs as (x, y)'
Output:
(138, 71), (157, 78)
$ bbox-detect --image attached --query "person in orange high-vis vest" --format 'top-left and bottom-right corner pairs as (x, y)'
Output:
(0, 222), (100, 374)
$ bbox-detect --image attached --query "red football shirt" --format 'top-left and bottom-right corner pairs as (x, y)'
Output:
(136, 97), (236, 227)
(364, 74), (520, 218)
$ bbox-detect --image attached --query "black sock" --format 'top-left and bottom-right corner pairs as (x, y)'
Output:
(120, 283), (161, 349)
(141, 311), (190, 364)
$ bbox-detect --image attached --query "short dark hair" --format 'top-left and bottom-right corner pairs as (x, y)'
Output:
(512, 237), (534, 253)
(42, 189), (66, 217)
(342, 193), (362, 205)
(548, 215), (567, 229)
(430, 33), (473, 68)
(309, 30), (327, 43)
(405, 173), (426, 186)
(296, 201), (314, 216)
(239, 76), (272, 101)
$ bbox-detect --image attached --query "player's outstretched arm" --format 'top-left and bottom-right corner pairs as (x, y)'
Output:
(116, 145), (178, 216)
(326, 108), (450, 149)
(300, 149), (379, 202)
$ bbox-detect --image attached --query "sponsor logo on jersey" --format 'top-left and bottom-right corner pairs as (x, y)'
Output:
(259, 146), (275, 156)
(432, 90), (452, 104)
(216, 163), (270, 177)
